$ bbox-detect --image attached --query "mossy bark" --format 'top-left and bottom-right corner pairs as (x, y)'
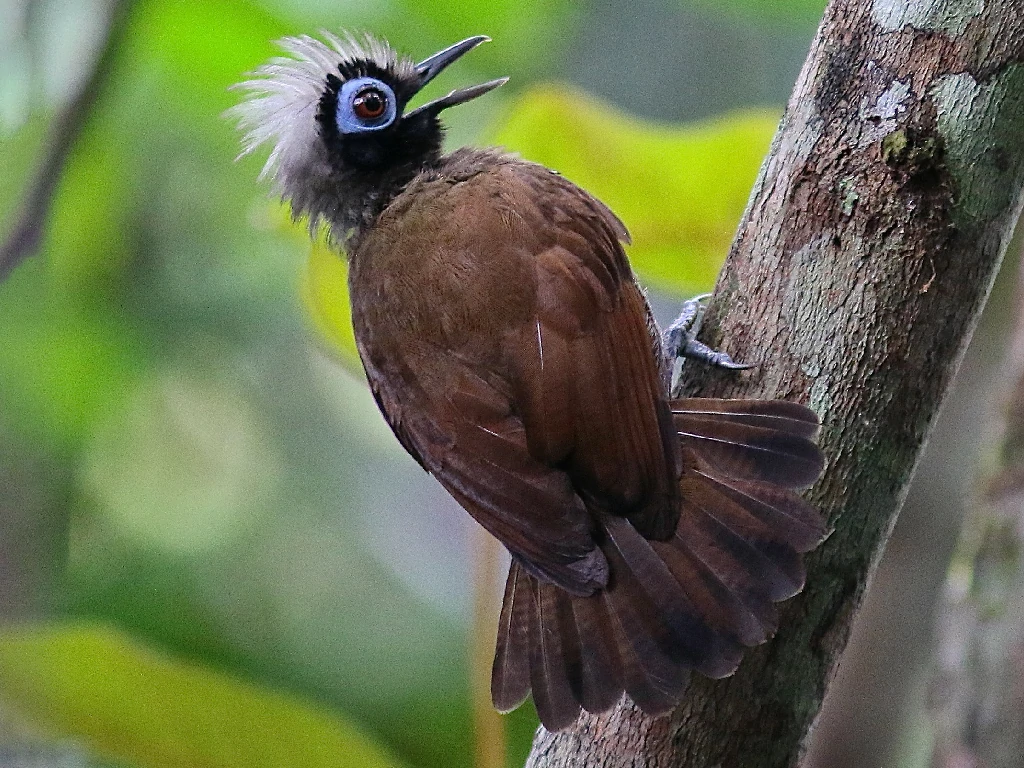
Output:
(526, 0), (1024, 765)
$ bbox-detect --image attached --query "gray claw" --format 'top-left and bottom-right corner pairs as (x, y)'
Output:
(682, 338), (755, 370)
(663, 294), (755, 373)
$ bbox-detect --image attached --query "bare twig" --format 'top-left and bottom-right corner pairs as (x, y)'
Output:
(0, 0), (135, 282)
(471, 526), (506, 768)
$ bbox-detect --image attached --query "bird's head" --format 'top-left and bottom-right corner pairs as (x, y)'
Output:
(230, 33), (506, 240)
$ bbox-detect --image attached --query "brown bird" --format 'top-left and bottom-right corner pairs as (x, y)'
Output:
(231, 33), (827, 731)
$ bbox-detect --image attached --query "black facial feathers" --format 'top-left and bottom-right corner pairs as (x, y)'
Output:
(315, 62), (442, 173)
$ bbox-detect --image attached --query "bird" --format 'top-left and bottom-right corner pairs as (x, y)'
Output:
(230, 32), (827, 732)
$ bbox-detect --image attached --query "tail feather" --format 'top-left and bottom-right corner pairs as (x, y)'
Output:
(601, 535), (689, 707)
(491, 398), (828, 732)
(652, 536), (769, 647)
(693, 468), (828, 552)
(683, 492), (805, 602)
(671, 515), (783, 636)
(492, 562), (532, 712)
(673, 399), (825, 489)
(672, 398), (820, 438)
(529, 580), (582, 731)
(571, 594), (623, 713)
(601, 586), (684, 716)
(605, 515), (741, 678)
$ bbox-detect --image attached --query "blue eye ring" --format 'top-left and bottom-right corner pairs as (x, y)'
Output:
(336, 77), (398, 134)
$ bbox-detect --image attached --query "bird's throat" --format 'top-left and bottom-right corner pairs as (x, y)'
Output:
(323, 154), (439, 252)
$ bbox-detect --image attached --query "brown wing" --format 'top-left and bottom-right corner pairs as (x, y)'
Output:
(358, 348), (607, 596)
(502, 164), (682, 540)
(350, 154), (681, 592)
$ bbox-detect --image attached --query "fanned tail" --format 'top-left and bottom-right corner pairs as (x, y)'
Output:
(670, 397), (825, 488)
(491, 398), (828, 731)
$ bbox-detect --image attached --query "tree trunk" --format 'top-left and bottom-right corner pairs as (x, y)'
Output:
(526, 0), (1024, 766)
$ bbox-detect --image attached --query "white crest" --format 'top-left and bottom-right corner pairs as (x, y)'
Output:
(227, 31), (413, 198)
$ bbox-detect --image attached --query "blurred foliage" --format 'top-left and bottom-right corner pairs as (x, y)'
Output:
(0, 623), (403, 768)
(301, 237), (361, 370)
(0, 0), (816, 766)
(492, 85), (778, 292)
(685, 0), (826, 24)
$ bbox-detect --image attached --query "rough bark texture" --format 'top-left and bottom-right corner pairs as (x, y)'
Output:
(526, 0), (1024, 766)
(930, 241), (1024, 768)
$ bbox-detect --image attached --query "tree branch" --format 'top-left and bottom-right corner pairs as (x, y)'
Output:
(526, 0), (1024, 765)
(0, 0), (134, 283)
(930, 237), (1024, 767)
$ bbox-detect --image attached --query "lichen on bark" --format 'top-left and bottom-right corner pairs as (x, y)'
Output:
(934, 65), (1024, 228)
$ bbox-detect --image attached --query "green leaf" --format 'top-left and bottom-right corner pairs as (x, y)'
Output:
(79, 368), (283, 554)
(490, 84), (779, 294)
(0, 623), (405, 768)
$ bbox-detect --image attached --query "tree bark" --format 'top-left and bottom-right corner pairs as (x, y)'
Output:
(526, 0), (1024, 766)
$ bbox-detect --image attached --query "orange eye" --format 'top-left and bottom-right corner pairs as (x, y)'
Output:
(353, 88), (388, 120)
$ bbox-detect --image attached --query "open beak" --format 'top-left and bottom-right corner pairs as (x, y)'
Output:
(405, 36), (508, 119)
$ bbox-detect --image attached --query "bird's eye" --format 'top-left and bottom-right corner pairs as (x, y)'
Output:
(335, 77), (398, 135)
(353, 88), (387, 120)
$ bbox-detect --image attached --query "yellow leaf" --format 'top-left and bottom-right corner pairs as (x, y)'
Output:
(491, 84), (779, 293)
(299, 237), (363, 373)
(0, 623), (405, 768)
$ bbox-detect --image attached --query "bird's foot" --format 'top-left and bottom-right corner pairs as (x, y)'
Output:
(664, 293), (754, 371)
